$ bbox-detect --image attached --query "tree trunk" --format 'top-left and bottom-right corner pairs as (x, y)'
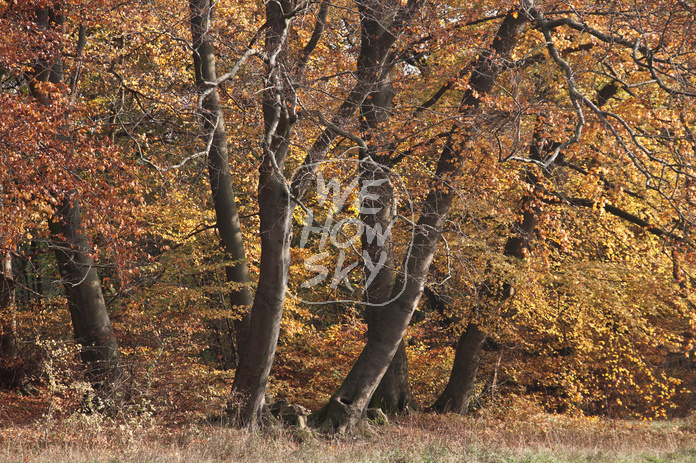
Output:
(361, 158), (412, 413)
(29, 6), (124, 393)
(190, 0), (254, 361)
(311, 6), (530, 434)
(49, 196), (123, 388)
(350, 0), (413, 415)
(228, 173), (292, 425)
(0, 251), (27, 391)
(360, 78), (412, 414)
(310, 194), (455, 433)
(431, 203), (535, 413)
(430, 323), (486, 413)
(226, 0), (296, 426)
(1, 252), (18, 361)
(431, 199), (535, 413)
(430, 77), (620, 414)
(370, 340), (411, 412)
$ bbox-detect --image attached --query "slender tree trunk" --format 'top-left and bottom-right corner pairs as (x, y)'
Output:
(1, 252), (18, 361)
(0, 251), (26, 391)
(190, 0), (253, 361)
(312, 6), (530, 434)
(430, 323), (486, 413)
(431, 78), (619, 414)
(228, 170), (292, 425)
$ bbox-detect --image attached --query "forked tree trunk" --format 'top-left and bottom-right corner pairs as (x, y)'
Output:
(311, 6), (530, 434)
(190, 0), (253, 360)
(311, 186), (458, 433)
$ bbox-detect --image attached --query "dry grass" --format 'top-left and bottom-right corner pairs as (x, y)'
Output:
(1, 336), (694, 462)
(1, 404), (695, 463)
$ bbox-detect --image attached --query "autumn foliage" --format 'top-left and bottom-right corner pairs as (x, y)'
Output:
(1, 0), (695, 436)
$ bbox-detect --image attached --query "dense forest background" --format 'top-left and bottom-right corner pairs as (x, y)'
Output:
(1, 0), (695, 436)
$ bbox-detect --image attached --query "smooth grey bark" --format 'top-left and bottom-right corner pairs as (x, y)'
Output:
(227, 0), (296, 426)
(369, 340), (411, 412)
(227, 0), (423, 427)
(190, 0), (253, 361)
(49, 196), (123, 387)
(357, 2), (412, 411)
(430, 323), (486, 413)
(29, 6), (123, 391)
(311, 6), (530, 434)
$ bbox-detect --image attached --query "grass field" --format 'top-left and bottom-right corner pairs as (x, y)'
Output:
(1, 358), (694, 463)
(2, 404), (695, 462)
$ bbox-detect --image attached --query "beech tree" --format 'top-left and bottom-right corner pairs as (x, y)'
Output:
(179, 0), (693, 430)
(431, 82), (615, 414)
(433, 0), (695, 414)
(189, 0), (254, 359)
(1, 1), (130, 392)
(212, 0), (425, 426)
(2, 0), (694, 431)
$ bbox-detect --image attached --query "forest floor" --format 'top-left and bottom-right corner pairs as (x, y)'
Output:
(1, 386), (695, 463)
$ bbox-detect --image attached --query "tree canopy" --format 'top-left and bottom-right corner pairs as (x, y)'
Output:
(1, 0), (695, 434)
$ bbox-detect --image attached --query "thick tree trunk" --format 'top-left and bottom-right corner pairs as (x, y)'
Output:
(30, 6), (124, 392)
(311, 189), (455, 433)
(226, 0), (296, 426)
(49, 196), (123, 388)
(312, 6), (530, 434)
(190, 0), (253, 360)
(370, 340), (411, 412)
